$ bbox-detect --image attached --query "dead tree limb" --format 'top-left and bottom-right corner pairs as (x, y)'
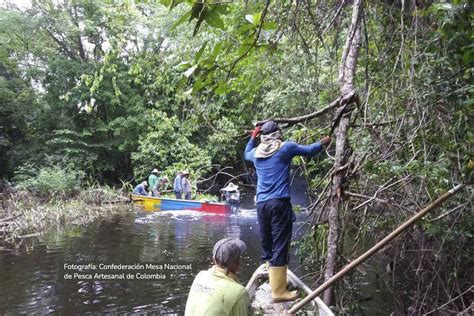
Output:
(254, 96), (341, 127)
(324, 0), (364, 306)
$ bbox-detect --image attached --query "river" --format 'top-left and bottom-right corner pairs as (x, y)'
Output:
(0, 178), (392, 314)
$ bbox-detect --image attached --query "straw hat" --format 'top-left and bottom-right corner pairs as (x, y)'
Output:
(221, 182), (239, 192)
(182, 170), (190, 175)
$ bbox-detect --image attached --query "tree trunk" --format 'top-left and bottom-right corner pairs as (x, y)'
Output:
(323, 0), (364, 306)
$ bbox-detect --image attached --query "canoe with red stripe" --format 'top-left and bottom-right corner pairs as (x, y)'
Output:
(131, 195), (231, 214)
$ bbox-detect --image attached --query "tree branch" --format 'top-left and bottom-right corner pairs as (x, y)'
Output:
(225, 0), (270, 80)
(254, 96), (341, 127)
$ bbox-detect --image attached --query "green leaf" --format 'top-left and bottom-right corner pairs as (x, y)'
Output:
(194, 41), (208, 63)
(214, 82), (228, 95)
(170, 0), (187, 10)
(237, 23), (255, 34)
(159, 0), (172, 7)
(175, 61), (192, 70)
(209, 42), (223, 62)
(204, 9), (225, 29)
(245, 12), (262, 26)
(253, 12), (262, 25)
(170, 11), (192, 31)
(262, 21), (276, 30)
(190, 4), (206, 36)
(237, 39), (254, 56)
(214, 4), (230, 15)
(189, 3), (204, 21)
(192, 79), (205, 93)
(159, 0), (187, 10)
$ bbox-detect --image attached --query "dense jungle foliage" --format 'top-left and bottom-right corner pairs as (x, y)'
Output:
(0, 0), (472, 314)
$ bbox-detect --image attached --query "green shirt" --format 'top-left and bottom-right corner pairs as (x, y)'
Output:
(185, 266), (250, 316)
(148, 174), (159, 191)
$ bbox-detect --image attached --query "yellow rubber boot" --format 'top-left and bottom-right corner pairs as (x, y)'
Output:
(268, 266), (299, 303)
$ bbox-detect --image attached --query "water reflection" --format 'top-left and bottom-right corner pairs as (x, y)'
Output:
(0, 205), (266, 314)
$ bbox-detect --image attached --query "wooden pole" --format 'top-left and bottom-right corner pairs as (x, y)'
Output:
(288, 183), (465, 314)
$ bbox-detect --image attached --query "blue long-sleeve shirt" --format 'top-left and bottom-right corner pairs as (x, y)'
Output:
(133, 183), (148, 196)
(173, 175), (182, 192)
(244, 138), (323, 203)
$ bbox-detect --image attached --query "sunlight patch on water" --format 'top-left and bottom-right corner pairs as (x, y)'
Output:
(134, 210), (239, 224)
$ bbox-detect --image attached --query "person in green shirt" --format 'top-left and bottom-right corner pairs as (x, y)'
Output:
(148, 168), (160, 197)
(185, 238), (251, 316)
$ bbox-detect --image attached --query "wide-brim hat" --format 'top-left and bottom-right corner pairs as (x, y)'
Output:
(182, 170), (190, 175)
(221, 182), (239, 191)
(152, 168), (159, 174)
(213, 238), (246, 267)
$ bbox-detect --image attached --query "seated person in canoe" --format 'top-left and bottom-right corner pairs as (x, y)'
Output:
(185, 238), (251, 316)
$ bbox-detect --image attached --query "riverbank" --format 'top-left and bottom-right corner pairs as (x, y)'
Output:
(0, 187), (132, 243)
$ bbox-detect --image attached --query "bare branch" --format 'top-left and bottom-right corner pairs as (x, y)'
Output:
(345, 191), (388, 204)
(254, 96), (341, 127)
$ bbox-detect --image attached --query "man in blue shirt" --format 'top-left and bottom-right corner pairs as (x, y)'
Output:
(173, 171), (183, 199)
(133, 180), (148, 196)
(244, 120), (331, 302)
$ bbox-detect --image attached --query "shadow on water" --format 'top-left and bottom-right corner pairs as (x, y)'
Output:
(0, 175), (394, 314)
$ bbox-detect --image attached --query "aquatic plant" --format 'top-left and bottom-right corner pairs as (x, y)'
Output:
(0, 187), (131, 243)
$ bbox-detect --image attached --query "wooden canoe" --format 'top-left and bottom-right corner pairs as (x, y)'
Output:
(131, 195), (231, 214)
(246, 264), (334, 315)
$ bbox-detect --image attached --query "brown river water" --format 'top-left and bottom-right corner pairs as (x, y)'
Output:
(0, 180), (393, 314)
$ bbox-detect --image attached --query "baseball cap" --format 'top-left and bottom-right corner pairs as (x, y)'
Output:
(212, 238), (246, 267)
(260, 121), (280, 134)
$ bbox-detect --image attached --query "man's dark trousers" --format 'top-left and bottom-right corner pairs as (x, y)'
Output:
(257, 198), (295, 266)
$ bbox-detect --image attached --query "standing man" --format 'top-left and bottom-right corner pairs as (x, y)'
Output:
(244, 120), (331, 302)
(173, 171), (183, 199)
(181, 171), (192, 200)
(148, 168), (160, 197)
(185, 238), (250, 316)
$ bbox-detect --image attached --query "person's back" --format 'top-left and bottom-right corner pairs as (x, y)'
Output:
(246, 141), (322, 203)
(173, 175), (181, 191)
(148, 174), (158, 189)
(182, 177), (190, 193)
(244, 121), (330, 302)
(185, 266), (249, 316)
(133, 182), (148, 196)
(173, 173), (182, 199)
(181, 172), (192, 199)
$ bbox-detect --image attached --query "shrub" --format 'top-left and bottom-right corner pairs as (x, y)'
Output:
(14, 164), (82, 195)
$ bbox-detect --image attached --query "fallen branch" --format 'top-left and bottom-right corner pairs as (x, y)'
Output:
(0, 215), (22, 223)
(428, 202), (469, 223)
(18, 232), (41, 239)
(424, 285), (473, 315)
(345, 191), (388, 204)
